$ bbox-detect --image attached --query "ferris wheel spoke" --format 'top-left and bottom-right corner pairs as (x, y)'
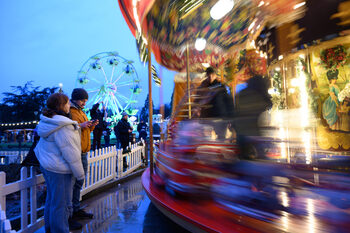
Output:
(88, 76), (103, 85)
(110, 65), (116, 83)
(88, 93), (101, 109)
(112, 71), (126, 85)
(85, 87), (100, 93)
(115, 81), (134, 87)
(99, 66), (109, 84)
(116, 93), (130, 103)
(110, 96), (120, 115)
(113, 95), (124, 111)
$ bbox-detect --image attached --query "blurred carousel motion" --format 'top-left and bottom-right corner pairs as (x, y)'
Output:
(119, 0), (350, 232)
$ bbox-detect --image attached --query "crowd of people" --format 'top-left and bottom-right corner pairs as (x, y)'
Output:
(32, 88), (148, 233)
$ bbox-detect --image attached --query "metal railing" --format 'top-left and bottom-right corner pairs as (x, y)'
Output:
(0, 141), (146, 232)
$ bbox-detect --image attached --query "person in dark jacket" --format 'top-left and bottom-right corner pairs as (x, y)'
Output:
(234, 75), (272, 159)
(198, 67), (234, 119)
(90, 103), (105, 150)
(137, 120), (148, 141)
(116, 112), (133, 152)
(195, 67), (234, 139)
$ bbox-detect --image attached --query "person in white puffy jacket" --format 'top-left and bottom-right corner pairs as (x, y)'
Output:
(34, 93), (84, 233)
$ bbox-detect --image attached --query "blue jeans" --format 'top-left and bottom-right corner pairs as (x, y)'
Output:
(72, 153), (88, 212)
(41, 166), (72, 233)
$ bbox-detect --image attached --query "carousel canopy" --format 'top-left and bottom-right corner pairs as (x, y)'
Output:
(118, 0), (306, 72)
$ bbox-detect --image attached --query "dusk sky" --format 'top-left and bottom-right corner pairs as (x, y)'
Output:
(0, 0), (176, 109)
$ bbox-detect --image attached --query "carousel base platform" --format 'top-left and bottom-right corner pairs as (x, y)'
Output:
(142, 168), (258, 233)
(142, 168), (350, 233)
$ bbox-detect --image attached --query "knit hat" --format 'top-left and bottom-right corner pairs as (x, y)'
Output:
(71, 88), (89, 100)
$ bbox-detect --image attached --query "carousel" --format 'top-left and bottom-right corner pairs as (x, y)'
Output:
(119, 0), (350, 232)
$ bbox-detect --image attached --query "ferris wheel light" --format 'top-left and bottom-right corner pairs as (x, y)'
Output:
(195, 38), (206, 51)
(210, 0), (234, 20)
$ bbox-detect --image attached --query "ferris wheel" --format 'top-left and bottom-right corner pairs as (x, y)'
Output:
(76, 52), (141, 116)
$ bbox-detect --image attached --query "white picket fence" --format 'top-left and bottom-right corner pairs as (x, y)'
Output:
(0, 141), (146, 233)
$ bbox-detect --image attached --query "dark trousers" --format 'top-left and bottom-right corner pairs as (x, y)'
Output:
(72, 153), (88, 212)
(92, 128), (103, 150)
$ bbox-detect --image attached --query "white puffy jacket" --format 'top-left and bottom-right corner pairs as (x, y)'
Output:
(34, 114), (84, 180)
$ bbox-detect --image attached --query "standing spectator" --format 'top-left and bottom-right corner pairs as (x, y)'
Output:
(116, 112), (133, 169)
(137, 120), (148, 141)
(103, 127), (111, 147)
(90, 103), (105, 150)
(113, 122), (120, 148)
(70, 88), (98, 228)
(34, 93), (84, 233)
(116, 112), (133, 152)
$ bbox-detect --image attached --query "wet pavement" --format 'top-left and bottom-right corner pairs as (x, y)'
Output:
(36, 175), (190, 233)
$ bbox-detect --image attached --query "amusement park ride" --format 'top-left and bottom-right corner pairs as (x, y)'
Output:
(76, 52), (141, 118)
(117, 0), (350, 232)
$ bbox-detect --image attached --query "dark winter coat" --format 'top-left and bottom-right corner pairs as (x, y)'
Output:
(198, 79), (234, 119)
(116, 118), (132, 149)
(90, 105), (104, 129)
(137, 122), (148, 139)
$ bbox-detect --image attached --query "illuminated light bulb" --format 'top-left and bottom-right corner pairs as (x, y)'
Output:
(58, 83), (63, 88)
(289, 88), (295, 94)
(210, 0), (235, 20)
(195, 38), (206, 51)
(202, 63), (210, 68)
(258, 1), (265, 7)
(299, 54), (305, 59)
(293, 1), (305, 9)
(290, 78), (299, 87)
(275, 67), (281, 72)
(278, 55), (284, 60)
(268, 88), (275, 95)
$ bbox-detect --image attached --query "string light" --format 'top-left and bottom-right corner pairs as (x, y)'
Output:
(0, 121), (38, 127)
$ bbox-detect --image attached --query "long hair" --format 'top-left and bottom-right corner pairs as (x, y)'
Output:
(42, 93), (69, 118)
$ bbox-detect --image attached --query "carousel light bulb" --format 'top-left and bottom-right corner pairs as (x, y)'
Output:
(210, 0), (234, 20)
(268, 88), (275, 95)
(202, 63), (210, 68)
(195, 38), (206, 51)
(291, 78), (299, 87)
(275, 67), (281, 72)
(278, 55), (284, 60)
(258, 1), (264, 7)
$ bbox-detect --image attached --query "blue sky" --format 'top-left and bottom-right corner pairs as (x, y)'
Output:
(0, 0), (175, 109)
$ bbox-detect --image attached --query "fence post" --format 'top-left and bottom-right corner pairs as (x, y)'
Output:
(0, 172), (6, 212)
(21, 167), (28, 229)
(30, 167), (37, 225)
(1, 210), (6, 233)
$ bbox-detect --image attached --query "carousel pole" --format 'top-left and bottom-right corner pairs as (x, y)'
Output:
(147, 39), (154, 176)
(186, 44), (191, 119)
(159, 66), (165, 141)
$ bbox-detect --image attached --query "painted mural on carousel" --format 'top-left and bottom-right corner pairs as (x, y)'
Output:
(310, 43), (350, 150)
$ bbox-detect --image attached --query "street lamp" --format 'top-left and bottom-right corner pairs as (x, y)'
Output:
(58, 83), (63, 93)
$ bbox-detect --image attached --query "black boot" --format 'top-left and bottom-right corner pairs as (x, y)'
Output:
(68, 217), (82, 230)
(72, 209), (94, 220)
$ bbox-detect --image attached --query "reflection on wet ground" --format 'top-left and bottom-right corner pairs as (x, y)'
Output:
(36, 175), (190, 233)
